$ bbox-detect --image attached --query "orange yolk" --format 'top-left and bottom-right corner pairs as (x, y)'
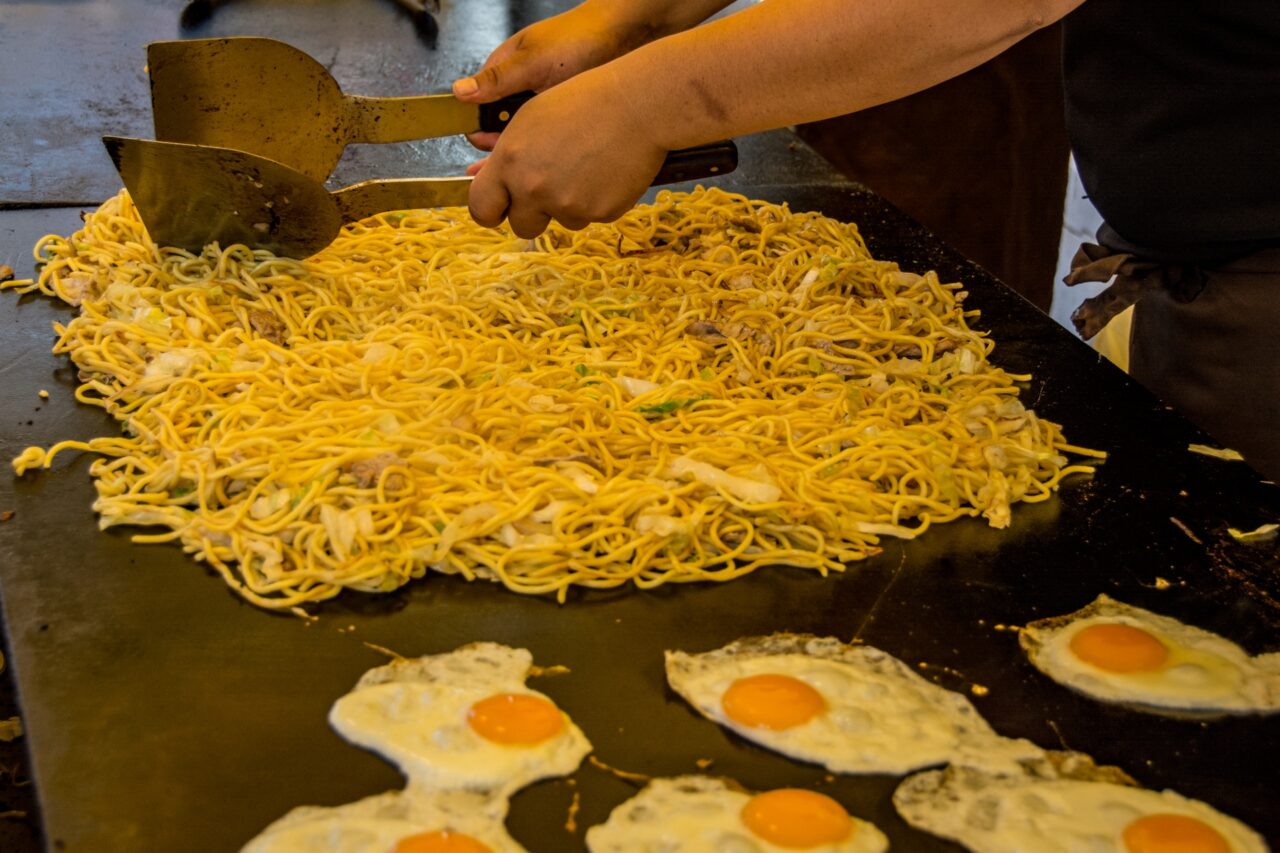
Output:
(721, 673), (826, 730)
(741, 788), (855, 848)
(392, 830), (493, 853)
(1069, 623), (1169, 673)
(466, 693), (564, 745)
(1122, 813), (1231, 853)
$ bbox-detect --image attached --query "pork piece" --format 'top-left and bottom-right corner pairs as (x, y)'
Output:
(618, 234), (697, 257)
(813, 340), (859, 375)
(686, 321), (727, 343)
(713, 213), (762, 233)
(892, 339), (958, 359)
(346, 452), (408, 490)
(684, 320), (774, 353)
(247, 309), (288, 345)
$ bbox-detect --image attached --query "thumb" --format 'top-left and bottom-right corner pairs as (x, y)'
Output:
(453, 58), (528, 103)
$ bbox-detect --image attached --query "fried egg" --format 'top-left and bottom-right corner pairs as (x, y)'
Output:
(665, 634), (1043, 775)
(240, 789), (526, 853)
(329, 643), (591, 795)
(586, 776), (888, 853)
(1020, 596), (1280, 715)
(894, 751), (1268, 853)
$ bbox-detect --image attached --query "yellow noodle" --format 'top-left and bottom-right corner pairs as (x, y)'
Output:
(4, 187), (1099, 608)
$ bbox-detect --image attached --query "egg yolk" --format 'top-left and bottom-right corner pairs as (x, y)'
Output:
(721, 673), (826, 730)
(740, 788), (854, 848)
(1069, 622), (1169, 673)
(466, 692), (564, 745)
(392, 830), (493, 853)
(1122, 813), (1231, 853)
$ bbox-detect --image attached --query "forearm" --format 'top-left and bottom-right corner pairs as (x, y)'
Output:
(583, 0), (742, 40)
(595, 0), (1084, 150)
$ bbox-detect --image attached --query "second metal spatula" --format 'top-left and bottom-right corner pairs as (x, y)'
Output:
(147, 37), (534, 181)
(105, 137), (738, 258)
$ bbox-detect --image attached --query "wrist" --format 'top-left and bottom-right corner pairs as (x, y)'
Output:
(580, 62), (670, 157)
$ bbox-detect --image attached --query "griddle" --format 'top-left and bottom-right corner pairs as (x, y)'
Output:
(2, 180), (1279, 851)
(4, 0), (1280, 847)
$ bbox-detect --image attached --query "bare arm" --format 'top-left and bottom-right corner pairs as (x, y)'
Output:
(615, 0), (1083, 148)
(453, 0), (738, 149)
(469, 0), (1085, 237)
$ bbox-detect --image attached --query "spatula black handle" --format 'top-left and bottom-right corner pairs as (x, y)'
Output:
(654, 140), (739, 186)
(477, 91), (537, 133)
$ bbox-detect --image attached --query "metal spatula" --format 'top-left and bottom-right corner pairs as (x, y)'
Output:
(104, 137), (739, 258)
(147, 37), (534, 181)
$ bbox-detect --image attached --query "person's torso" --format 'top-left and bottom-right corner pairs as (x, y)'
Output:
(1063, 0), (1280, 263)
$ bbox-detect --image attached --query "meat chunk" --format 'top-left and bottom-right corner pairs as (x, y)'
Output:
(685, 319), (774, 354)
(346, 452), (408, 490)
(248, 309), (287, 345)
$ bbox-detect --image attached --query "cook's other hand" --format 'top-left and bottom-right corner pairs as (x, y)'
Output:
(452, 0), (734, 151)
(467, 66), (665, 239)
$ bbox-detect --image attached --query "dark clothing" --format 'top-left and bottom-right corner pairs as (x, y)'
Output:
(1129, 249), (1280, 481)
(1065, 233), (1280, 481)
(1063, 1), (1280, 264)
(1061, 2), (1280, 479)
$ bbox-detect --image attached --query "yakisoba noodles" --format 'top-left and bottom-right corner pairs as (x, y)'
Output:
(5, 187), (1100, 608)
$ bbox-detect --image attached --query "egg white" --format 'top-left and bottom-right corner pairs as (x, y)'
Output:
(666, 634), (1044, 775)
(1020, 596), (1280, 715)
(240, 789), (526, 853)
(894, 755), (1268, 853)
(586, 776), (888, 853)
(328, 643), (592, 795)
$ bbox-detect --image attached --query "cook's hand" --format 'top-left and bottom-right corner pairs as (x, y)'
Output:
(467, 68), (666, 239)
(452, 3), (652, 151)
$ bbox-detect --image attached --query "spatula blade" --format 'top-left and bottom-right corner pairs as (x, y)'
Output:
(147, 38), (348, 182)
(103, 136), (341, 258)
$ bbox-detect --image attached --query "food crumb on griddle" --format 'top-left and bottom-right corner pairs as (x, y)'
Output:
(1188, 443), (1244, 461)
(288, 606), (318, 623)
(0, 719), (21, 743)
(1169, 516), (1204, 545)
(360, 641), (406, 661)
(588, 755), (651, 784)
(564, 789), (581, 833)
(529, 664), (571, 679)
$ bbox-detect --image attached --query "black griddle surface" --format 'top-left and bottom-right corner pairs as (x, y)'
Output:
(2, 185), (1278, 851)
